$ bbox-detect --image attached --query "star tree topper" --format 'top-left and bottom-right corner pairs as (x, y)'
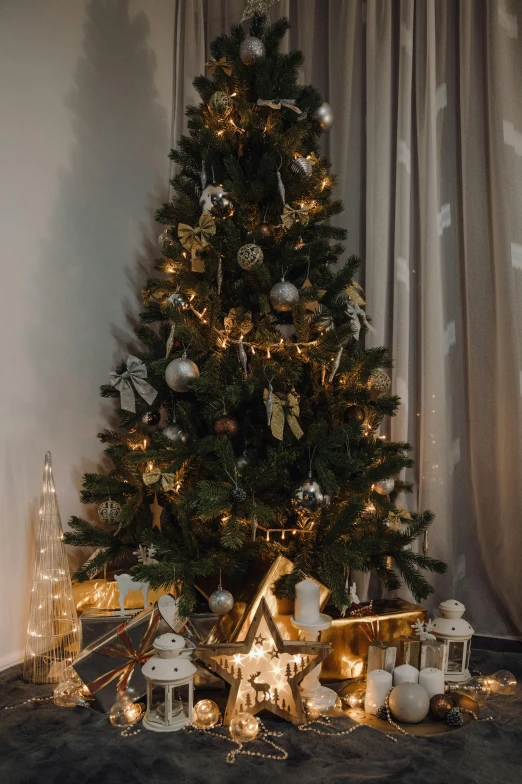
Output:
(196, 598), (331, 725)
(241, 0), (280, 22)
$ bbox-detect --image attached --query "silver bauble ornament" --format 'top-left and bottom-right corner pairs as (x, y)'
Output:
(167, 290), (188, 310)
(235, 451), (249, 474)
(239, 36), (265, 65)
(163, 423), (190, 445)
(270, 279), (299, 312)
(208, 586), (234, 615)
(313, 102), (334, 131)
(237, 243), (264, 270)
(374, 478), (395, 495)
(388, 683), (430, 724)
(199, 184), (234, 218)
(165, 355), (200, 393)
(158, 228), (174, 251)
(98, 499), (122, 525)
(291, 157), (313, 177)
(368, 368), (391, 394)
(209, 91), (233, 117)
(141, 410), (161, 427)
(293, 475), (329, 510)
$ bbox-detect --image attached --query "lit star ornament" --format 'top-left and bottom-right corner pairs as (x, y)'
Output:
(196, 599), (331, 725)
(241, 0), (280, 21)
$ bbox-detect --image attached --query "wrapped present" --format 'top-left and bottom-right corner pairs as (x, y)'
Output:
(367, 641), (397, 674)
(73, 607), (163, 713)
(79, 608), (140, 650)
(73, 579), (172, 614)
(420, 639), (446, 670)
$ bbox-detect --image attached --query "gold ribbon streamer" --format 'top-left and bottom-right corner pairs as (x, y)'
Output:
(205, 56), (232, 76)
(263, 389), (303, 441)
(143, 468), (179, 492)
(87, 610), (160, 695)
(281, 203), (309, 229)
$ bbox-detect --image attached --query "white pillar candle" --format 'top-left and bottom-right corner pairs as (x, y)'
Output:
(364, 669), (393, 715)
(393, 663), (419, 686)
(294, 579), (320, 624)
(419, 667), (445, 699)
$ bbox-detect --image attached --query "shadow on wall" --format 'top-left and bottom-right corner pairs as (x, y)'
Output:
(27, 0), (169, 567)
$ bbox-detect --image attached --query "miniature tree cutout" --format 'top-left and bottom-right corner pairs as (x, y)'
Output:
(23, 452), (79, 683)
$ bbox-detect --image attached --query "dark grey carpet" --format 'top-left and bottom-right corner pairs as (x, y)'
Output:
(1, 649), (521, 784)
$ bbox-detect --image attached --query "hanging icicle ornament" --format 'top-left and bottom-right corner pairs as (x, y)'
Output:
(165, 324), (176, 358)
(200, 158), (207, 191)
(276, 168), (286, 205)
(238, 334), (248, 376)
(328, 347), (344, 383)
(265, 379), (274, 427)
(217, 258), (223, 295)
(251, 513), (258, 541)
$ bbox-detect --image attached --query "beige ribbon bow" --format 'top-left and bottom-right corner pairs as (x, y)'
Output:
(263, 389), (304, 441)
(178, 213), (216, 271)
(281, 203), (309, 229)
(205, 56), (232, 76)
(256, 98), (302, 114)
(143, 469), (178, 492)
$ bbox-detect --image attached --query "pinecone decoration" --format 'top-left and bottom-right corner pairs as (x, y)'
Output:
(446, 707), (464, 727)
(376, 705), (388, 721)
(232, 487), (247, 503)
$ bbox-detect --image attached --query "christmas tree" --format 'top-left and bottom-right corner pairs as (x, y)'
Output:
(65, 15), (446, 617)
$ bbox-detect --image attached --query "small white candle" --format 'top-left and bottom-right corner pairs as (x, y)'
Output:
(419, 667), (445, 699)
(393, 663), (419, 685)
(364, 669), (392, 715)
(294, 579), (320, 625)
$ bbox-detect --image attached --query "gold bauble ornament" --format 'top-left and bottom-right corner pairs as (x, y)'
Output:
(209, 91), (233, 117)
(368, 368), (391, 394)
(429, 693), (454, 721)
(192, 699), (221, 728)
(229, 712), (260, 742)
(237, 243), (264, 270)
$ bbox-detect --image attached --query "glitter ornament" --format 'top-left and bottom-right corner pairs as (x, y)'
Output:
(368, 368), (391, 394)
(209, 586), (235, 615)
(374, 478), (395, 495)
(199, 184), (234, 218)
(344, 405), (365, 423)
(229, 712), (260, 742)
(429, 693), (454, 720)
(258, 222), (273, 239)
(446, 706), (464, 727)
(192, 699), (221, 729)
(209, 91), (233, 117)
(239, 36), (265, 65)
(158, 228), (174, 251)
(313, 102), (334, 130)
(237, 243), (264, 270)
(165, 354), (200, 393)
(163, 423), (190, 445)
(293, 475), (330, 511)
(270, 279), (299, 312)
(291, 156), (313, 177)
(214, 415), (239, 438)
(141, 410), (161, 427)
(98, 498), (122, 525)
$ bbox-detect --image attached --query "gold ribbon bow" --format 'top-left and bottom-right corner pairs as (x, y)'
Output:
(205, 56), (232, 76)
(143, 468), (178, 492)
(87, 610), (160, 695)
(263, 389), (304, 441)
(281, 203), (309, 229)
(178, 213), (216, 271)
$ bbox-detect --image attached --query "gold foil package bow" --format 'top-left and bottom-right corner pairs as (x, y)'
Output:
(178, 213), (216, 271)
(205, 56), (232, 76)
(263, 389), (304, 441)
(143, 468), (179, 492)
(256, 98), (302, 114)
(281, 203), (309, 229)
(109, 355), (158, 413)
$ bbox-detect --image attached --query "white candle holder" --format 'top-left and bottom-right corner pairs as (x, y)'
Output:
(290, 613), (337, 711)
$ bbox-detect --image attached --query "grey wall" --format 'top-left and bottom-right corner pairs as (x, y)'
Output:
(0, 0), (175, 668)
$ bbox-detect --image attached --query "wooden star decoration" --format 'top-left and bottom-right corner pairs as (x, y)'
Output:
(149, 493), (163, 530)
(196, 598), (331, 725)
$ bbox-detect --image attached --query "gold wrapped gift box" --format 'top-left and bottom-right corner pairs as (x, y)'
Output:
(73, 579), (172, 613)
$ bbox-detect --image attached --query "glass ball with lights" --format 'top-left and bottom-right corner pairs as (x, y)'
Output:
(192, 699), (221, 728)
(109, 691), (143, 727)
(141, 633), (197, 732)
(430, 600), (474, 682)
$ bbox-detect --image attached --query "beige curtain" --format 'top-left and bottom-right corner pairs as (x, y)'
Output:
(171, 0), (522, 638)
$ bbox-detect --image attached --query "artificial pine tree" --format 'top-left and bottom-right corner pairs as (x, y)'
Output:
(65, 15), (446, 617)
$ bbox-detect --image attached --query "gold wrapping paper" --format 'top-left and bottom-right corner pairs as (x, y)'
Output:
(73, 580), (172, 613)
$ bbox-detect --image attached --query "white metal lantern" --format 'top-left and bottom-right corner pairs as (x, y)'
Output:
(141, 633), (197, 732)
(430, 600), (474, 682)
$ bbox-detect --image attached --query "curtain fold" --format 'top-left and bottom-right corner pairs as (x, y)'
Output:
(170, 0), (522, 637)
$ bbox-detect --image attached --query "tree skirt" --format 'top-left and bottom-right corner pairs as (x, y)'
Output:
(1, 649), (521, 784)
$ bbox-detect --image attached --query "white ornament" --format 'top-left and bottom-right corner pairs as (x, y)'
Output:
(411, 618), (437, 641)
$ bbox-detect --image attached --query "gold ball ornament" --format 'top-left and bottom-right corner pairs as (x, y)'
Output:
(429, 693), (454, 721)
(237, 243), (264, 270)
(98, 499), (122, 525)
(229, 712), (260, 742)
(214, 415), (239, 438)
(239, 36), (265, 65)
(368, 368), (391, 394)
(209, 91), (233, 117)
(192, 699), (221, 728)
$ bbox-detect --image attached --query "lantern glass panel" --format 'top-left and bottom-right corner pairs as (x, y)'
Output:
(147, 684), (183, 727)
(447, 641), (465, 673)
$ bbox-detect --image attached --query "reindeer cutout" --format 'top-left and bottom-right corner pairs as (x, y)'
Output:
(248, 671), (271, 702)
